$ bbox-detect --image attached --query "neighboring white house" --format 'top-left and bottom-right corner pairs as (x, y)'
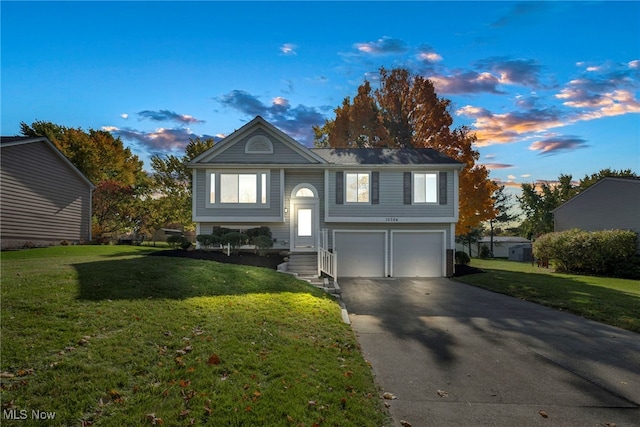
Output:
(1, 136), (94, 249)
(553, 177), (640, 251)
(188, 116), (463, 278)
(479, 236), (532, 258)
(456, 236), (531, 258)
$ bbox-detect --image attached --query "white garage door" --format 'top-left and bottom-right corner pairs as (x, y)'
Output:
(334, 232), (386, 277)
(392, 232), (443, 277)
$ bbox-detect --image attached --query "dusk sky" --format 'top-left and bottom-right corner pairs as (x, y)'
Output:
(2, 1), (639, 190)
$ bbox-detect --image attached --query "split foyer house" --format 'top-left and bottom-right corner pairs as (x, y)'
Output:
(188, 116), (463, 278)
(1, 136), (94, 249)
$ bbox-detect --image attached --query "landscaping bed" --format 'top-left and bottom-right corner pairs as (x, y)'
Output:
(149, 249), (285, 270)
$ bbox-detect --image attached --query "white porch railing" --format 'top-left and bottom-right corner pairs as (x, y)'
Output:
(317, 229), (337, 280)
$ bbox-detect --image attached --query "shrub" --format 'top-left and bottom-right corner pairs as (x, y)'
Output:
(253, 235), (274, 256)
(534, 229), (638, 277)
(166, 235), (186, 249)
(220, 232), (244, 254)
(478, 245), (491, 259)
(246, 226), (272, 240)
(455, 251), (471, 265)
(196, 234), (219, 249)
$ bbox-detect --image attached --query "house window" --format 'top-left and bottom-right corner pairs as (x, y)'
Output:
(208, 172), (268, 205)
(209, 173), (216, 204)
(295, 187), (314, 197)
(346, 172), (370, 203)
(413, 172), (438, 204)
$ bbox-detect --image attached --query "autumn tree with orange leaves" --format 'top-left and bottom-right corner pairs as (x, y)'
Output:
(313, 67), (497, 234)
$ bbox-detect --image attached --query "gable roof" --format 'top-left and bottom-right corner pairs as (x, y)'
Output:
(1, 136), (94, 189)
(188, 116), (465, 168)
(188, 116), (327, 165)
(311, 148), (462, 167)
(552, 177), (640, 213)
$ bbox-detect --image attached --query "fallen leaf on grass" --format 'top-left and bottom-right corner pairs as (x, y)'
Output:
(207, 354), (221, 365)
(17, 368), (34, 377)
(0, 372), (15, 379)
(145, 413), (164, 425)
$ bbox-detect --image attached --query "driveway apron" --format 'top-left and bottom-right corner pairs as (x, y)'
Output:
(339, 278), (640, 427)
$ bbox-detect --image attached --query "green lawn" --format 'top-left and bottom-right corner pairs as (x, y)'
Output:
(455, 258), (640, 333)
(1, 246), (390, 426)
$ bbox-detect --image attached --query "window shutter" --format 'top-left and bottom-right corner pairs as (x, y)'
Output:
(371, 172), (379, 204)
(336, 172), (344, 205)
(439, 172), (448, 205)
(403, 172), (412, 205)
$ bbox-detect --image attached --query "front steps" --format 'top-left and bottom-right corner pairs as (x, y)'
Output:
(283, 253), (340, 295)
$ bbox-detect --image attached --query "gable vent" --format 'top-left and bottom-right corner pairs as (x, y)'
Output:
(245, 135), (274, 154)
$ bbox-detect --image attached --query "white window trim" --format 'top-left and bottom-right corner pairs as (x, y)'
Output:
(345, 171), (371, 204)
(291, 183), (319, 199)
(206, 170), (270, 209)
(412, 171), (439, 205)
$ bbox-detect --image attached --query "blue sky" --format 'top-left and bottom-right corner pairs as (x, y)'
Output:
(2, 1), (639, 189)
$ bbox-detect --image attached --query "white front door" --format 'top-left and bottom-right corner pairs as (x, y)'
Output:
(293, 201), (316, 249)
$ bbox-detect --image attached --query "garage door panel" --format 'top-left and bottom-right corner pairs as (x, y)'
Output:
(335, 232), (385, 277)
(392, 232), (443, 277)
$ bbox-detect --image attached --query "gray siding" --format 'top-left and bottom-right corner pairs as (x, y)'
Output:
(330, 223), (453, 250)
(326, 170), (455, 218)
(204, 129), (316, 164)
(1, 142), (92, 247)
(554, 178), (640, 234)
(284, 169), (326, 228)
(194, 168), (283, 219)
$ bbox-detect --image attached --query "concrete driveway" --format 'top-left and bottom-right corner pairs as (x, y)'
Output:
(339, 277), (640, 427)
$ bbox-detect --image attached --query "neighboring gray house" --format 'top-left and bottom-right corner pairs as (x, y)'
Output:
(188, 116), (463, 278)
(1, 136), (94, 249)
(553, 177), (640, 238)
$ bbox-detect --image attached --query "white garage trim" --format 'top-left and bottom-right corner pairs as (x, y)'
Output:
(333, 230), (388, 277)
(390, 230), (446, 277)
